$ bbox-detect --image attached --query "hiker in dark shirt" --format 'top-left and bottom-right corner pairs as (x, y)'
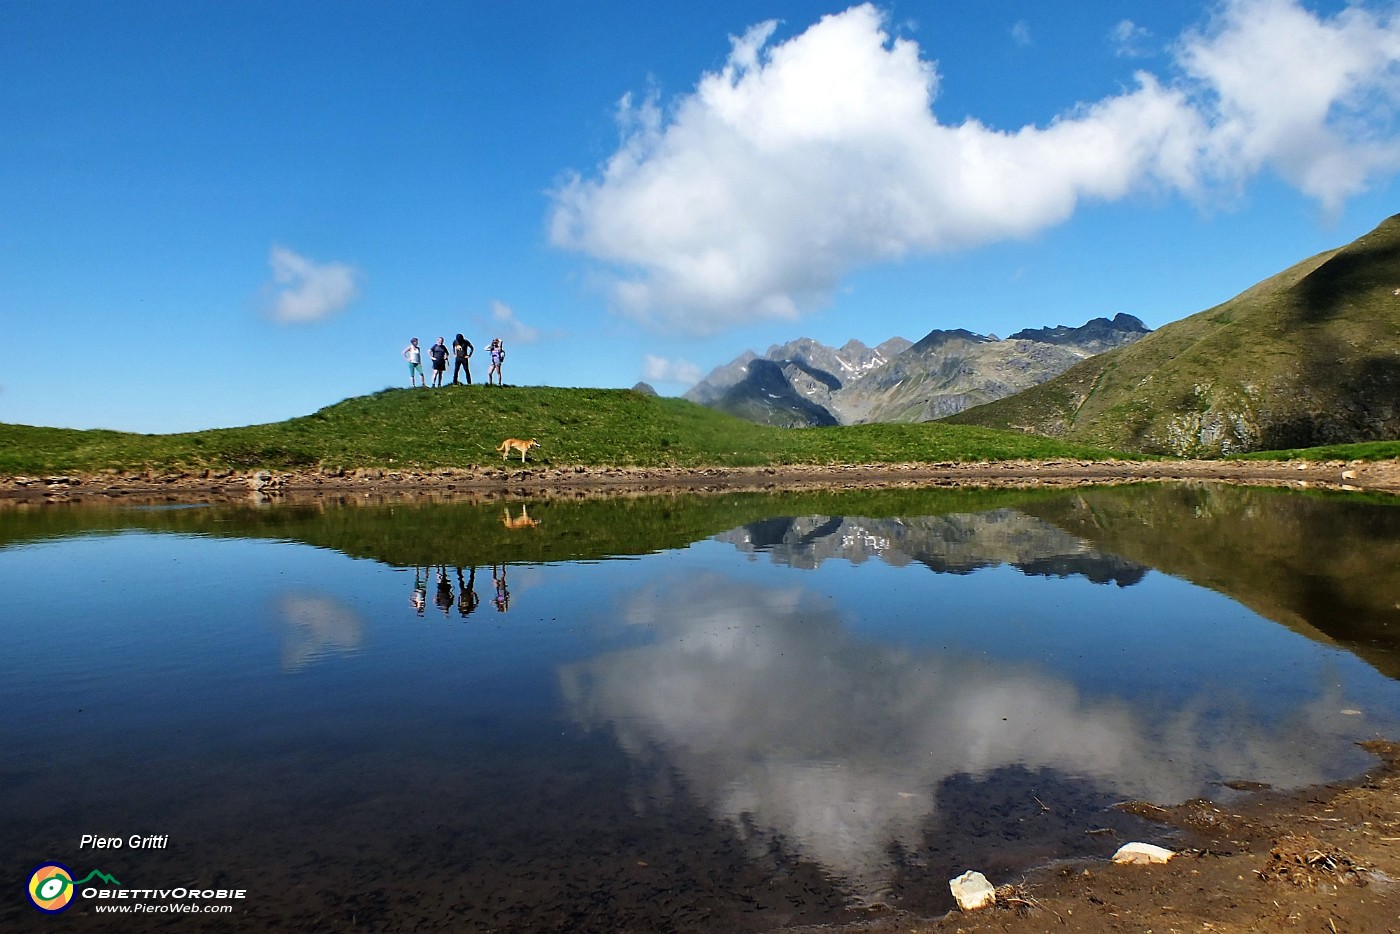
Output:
(456, 566), (480, 619)
(452, 334), (474, 385)
(434, 567), (454, 617)
(428, 337), (449, 388)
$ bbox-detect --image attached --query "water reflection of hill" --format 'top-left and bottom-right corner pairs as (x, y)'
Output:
(718, 510), (1147, 585)
(1019, 486), (1400, 680)
(4, 483), (1397, 676)
(0, 488), (1067, 567)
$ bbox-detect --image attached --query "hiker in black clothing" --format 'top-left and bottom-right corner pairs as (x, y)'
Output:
(455, 566), (480, 618)
(433, 567), (455, 617)
(452, 333), (474, 385)
(428, 337), (449, 387)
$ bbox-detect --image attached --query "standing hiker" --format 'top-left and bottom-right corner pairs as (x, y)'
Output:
(487, 338), (505, 386)
(428, 337), (449, 388)
(403, 338), (425, 387)
(452, 333), (474, 385)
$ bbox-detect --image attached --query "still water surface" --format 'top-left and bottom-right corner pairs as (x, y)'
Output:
(3, 484), (1400, 930)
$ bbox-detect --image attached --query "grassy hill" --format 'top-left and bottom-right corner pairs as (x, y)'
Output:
(0, 385), (1123, 476)
(946, 214), (1400, 455)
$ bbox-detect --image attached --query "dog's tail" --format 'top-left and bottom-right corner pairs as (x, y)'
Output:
(495, 440), (507, 452)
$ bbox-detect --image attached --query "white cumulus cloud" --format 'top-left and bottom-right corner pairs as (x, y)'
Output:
(1180, 0), (1400, 211)
(265, 246), (360, 323)
(642, 354), (702, 385)
(550, 0), (1400, 335)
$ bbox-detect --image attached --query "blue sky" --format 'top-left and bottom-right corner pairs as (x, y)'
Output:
(5, 0), (1400, 432)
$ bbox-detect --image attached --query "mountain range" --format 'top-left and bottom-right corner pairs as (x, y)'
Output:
(684, 314), (1150, 428)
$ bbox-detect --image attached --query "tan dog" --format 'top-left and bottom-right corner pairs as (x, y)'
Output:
(496, 438), (539, 462)
(501, 505), (539, 529)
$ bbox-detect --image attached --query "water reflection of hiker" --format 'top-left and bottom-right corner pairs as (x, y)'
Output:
(456, 566), (480, 619)
(434, 567), (454, 617)
(411, 567), (427, 616)
(451, 333), (474, 385)
(492, 565), (510, 612)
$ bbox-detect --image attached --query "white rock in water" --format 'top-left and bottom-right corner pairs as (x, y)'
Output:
(1112, 842), (1176, 864)
(948, 870), (996, 911)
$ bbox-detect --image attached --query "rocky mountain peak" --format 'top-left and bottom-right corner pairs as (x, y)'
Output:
(1007, 313), (1149, 352)
(684, 313), (1151, 428)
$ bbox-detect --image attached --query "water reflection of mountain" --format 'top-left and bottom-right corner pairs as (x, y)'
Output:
(718, 510), (1148, 586)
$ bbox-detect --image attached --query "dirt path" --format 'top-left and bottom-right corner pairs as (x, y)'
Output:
(4, 457), (1399, 505)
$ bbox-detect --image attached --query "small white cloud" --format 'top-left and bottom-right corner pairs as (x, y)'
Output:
(488, 300), (540, 344)
(1011, 20), (1032, 47)
(1111, 19), (1154, 58)
(643, 354), (703, 385)
(265, 246), (359, 323)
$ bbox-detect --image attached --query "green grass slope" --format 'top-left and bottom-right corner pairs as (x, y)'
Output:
(947, 213), (1400, 456)
(0, 386), (1121, 475)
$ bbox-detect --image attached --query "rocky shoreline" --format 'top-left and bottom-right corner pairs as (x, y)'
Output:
(878, 740), (1400, 934)
(3, 457), (1399, 506)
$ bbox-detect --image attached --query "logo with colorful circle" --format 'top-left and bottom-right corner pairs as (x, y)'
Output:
(27, 863), (121, 913)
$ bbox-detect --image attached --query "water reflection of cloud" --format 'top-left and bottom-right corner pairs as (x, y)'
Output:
(559, 574), (1392, 893)
(274, 593), (365, 672)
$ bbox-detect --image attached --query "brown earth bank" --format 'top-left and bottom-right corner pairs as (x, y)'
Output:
(3, 457), (1400, 506)
(815, 741), (1400, 934)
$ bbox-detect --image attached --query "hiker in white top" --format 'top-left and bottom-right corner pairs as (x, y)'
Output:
(487, 338), (505, 386)
(403, 338), (426, 387)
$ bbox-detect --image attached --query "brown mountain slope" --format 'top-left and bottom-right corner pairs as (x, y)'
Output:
(946, 214), (1400, 455)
